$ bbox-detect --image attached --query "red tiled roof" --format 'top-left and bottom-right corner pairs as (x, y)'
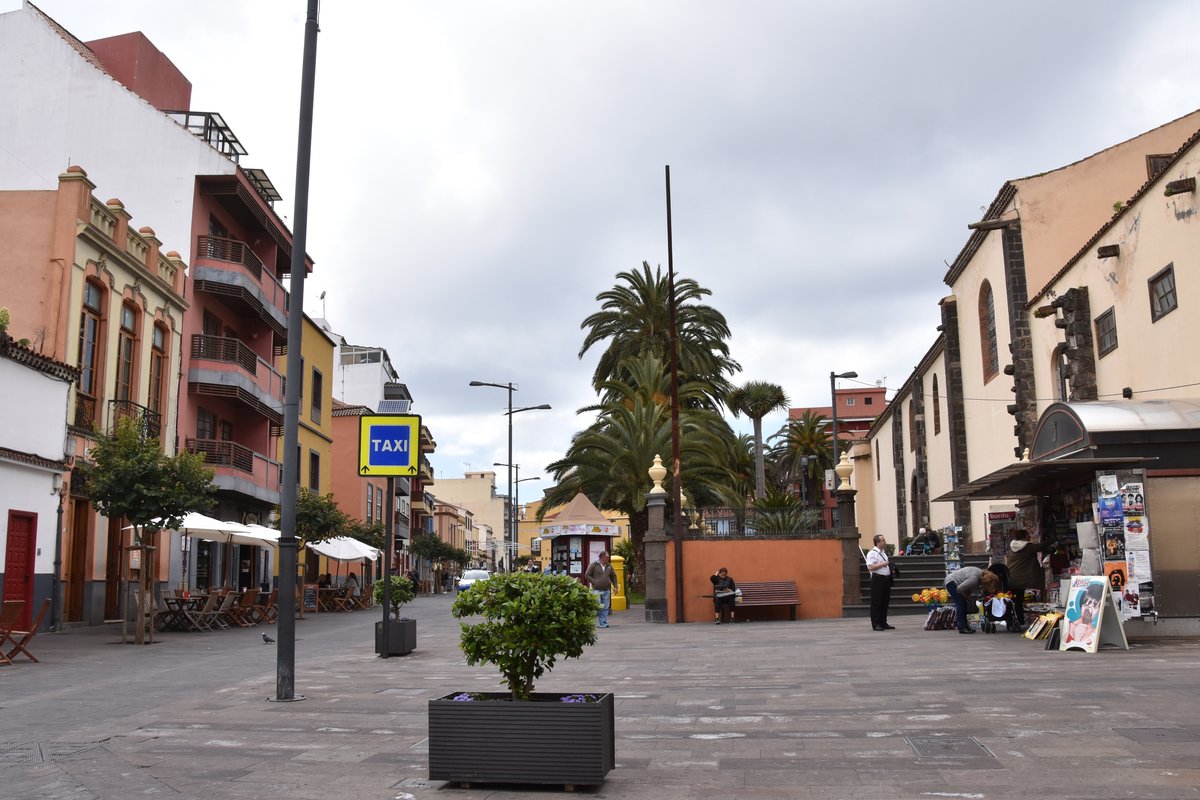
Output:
(0, 446), (68, 472)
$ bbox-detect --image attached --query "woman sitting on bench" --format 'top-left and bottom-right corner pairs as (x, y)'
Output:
(710, 567), (738, 625)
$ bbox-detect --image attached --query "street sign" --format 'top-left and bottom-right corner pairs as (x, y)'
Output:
(358, 414), (422, 477)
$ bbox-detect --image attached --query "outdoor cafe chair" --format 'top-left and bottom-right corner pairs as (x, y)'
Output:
(249, 589), (276, 625)
(185, 593), (222, 632)
(214, 590), (241, 629)
(0, 599), (26, 665)
(226, 589), (258, 628)
(1, 598), (50, 664)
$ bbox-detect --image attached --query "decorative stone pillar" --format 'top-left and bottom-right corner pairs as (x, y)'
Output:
(834, 480), (861, 609)
(643, 455), (669, 623)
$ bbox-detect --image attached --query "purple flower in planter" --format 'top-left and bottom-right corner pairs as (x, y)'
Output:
(451, 693), (479, 702)
(560, 693), (598, 704)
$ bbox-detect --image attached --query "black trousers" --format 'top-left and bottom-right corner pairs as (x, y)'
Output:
(870, 573), (892, 627)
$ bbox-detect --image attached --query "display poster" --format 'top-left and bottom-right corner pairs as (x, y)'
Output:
(588, 540), (607, 569)
(1060, 575), (1129, 652)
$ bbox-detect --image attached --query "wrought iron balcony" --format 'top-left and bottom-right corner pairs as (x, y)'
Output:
(109, 399), (162, 440)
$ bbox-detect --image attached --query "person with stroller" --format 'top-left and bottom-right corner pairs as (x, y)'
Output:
(710, 567), (738, 624)
(1005, 529), (1053, 632)
(944, 565), (1001, 634)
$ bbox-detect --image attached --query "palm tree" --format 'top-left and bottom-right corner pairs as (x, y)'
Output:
(726, 381), (789, 499)
(768, 410), (831, 508)
(541, 364), (735, 569)
(578, 261), (740, 408)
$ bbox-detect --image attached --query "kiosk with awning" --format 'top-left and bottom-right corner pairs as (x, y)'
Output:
(537, 493), (620, 579)
(935, 399), (1200, 635)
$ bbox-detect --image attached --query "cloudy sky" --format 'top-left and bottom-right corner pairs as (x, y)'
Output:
(12, 0), (1200, 505)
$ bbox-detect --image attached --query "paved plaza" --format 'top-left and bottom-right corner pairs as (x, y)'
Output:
(2, 593), (1200, 800)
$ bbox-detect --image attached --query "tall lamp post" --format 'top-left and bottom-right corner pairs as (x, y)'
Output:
(470, 380), (550, 571)
(829, 370), (857, 527)
(495, 465), (541, 567)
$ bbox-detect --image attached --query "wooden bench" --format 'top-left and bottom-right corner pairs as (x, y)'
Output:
(736, 580), (800, 620)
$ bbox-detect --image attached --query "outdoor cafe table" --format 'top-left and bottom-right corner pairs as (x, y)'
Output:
(162, 595), (206, 631)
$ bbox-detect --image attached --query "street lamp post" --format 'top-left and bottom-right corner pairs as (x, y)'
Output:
(829, 370), (858, 528)
(495, 466), (542, 567)
(470, 380), (550, 571)
(799, 455), (809, 508)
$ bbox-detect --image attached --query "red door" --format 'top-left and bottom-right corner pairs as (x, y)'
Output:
(4, 511), (38, 629)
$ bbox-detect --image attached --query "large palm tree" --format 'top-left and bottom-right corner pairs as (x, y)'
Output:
(768, 410), (831, 507)
(541, 362), (735, 567)
(726, 381), (789, 499)
(578, 261), (740, 408)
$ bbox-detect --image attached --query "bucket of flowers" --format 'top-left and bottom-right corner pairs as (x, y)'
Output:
(913, 586), (955, 630)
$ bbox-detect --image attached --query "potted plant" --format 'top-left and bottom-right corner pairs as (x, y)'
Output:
(428, 572), (614, 788)
(373, 574), (416, 656)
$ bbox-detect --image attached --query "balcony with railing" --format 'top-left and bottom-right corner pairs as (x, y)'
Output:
(73, 393), (97, 432)
(192, 234), (289, 338)
(186, 437), (281, 505)
(188, 334), (284, 426)
(109, 399), (162, 440)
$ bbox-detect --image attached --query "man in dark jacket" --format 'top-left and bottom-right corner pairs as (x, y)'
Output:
(1005, 530), (1052, 631)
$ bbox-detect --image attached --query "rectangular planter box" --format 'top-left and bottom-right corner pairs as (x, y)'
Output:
(428, 692), (615, 786)
(374, 619), (415, 656)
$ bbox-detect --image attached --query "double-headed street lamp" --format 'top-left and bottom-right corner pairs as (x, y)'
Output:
(494, 464), (542, 564)
(470, 380), (550, 570)
(829, 370), (858, 527)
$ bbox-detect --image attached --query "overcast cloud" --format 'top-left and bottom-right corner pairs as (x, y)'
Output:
(12, 1), (1200, 504)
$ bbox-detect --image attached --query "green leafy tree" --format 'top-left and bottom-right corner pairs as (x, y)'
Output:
(579, 262), (739, 407)
(292, 488), (349, 545)
(726, 381), (789, 500)
(78, 416), (215, 645)
(453, 572), (599, 701)
(373, 574), (416, 620)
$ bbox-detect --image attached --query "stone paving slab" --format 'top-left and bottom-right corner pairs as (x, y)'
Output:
(2, 593), (1200, 798)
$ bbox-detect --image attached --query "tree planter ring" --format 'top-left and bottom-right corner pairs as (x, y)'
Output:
(428, 692), (615, 787)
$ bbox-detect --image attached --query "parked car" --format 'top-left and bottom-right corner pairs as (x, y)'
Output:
(456, 569), (491, 593)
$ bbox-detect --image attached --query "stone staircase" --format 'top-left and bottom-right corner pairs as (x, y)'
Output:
(844, 553), (991, 617)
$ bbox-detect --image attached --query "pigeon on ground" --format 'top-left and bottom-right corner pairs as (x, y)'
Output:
(262, 633), (275, 644)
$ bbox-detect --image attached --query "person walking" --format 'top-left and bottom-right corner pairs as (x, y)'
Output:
(584, 551), (617, 628)
(1005, 529), (1052, 632)
(865, 534), (895, 631)
(944, 565), (1000, 634)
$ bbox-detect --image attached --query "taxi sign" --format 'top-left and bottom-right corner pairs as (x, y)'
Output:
(358, 414), (422, 477)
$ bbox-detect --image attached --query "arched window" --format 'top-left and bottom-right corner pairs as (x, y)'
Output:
(932, 374), (942, 435)
(979, 281), (999, 382)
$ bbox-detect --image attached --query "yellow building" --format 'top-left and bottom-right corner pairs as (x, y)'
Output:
(278, 314), (335, 579)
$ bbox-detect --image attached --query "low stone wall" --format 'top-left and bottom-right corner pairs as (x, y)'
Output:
(662, 533), (847, 623)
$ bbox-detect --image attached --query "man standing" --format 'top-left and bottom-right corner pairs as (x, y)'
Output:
(865, 534), (894, 631)
(584, 551), (617, 629)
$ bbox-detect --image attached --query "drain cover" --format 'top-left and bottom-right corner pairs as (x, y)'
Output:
(906, 736), (991, 758)
(393, 778), (446, 789)
(0, 742), (97, 764)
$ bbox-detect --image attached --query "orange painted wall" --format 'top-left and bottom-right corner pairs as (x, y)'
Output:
(664, 537), (845, 623)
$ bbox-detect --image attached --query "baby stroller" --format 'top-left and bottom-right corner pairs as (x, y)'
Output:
(980, 563), (1021, 633)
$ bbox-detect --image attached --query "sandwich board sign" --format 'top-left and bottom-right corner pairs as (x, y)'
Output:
(1059, 575), (1129, 653)
(358, 414), (422, 477)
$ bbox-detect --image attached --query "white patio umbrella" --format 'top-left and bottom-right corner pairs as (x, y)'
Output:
(308, 536), (380, 562)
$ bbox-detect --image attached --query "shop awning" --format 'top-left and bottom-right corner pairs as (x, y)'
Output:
(933, 456), (1152, 502)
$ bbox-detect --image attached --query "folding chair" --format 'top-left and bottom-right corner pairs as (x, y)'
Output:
(2, 598), (50, 664)
(0, 600), (26, 666)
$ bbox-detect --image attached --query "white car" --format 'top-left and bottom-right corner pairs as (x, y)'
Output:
(456, 569), (491, 593)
